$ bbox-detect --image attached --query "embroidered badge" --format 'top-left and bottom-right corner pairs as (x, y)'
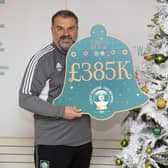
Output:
(40, 160), (50, 168)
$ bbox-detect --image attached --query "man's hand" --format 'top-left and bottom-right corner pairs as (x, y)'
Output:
(64, 106), (82, 120)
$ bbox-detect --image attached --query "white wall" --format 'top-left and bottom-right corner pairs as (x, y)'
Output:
(0, 0), (157, 138)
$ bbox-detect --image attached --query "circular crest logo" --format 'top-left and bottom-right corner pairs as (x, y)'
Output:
(40, 160), (49, 168)
(89, 86), (113, 110)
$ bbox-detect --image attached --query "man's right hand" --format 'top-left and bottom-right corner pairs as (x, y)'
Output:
(64, 106), (82, 120)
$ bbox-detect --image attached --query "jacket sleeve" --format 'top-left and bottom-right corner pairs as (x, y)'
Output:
(19, 55), (65, 118)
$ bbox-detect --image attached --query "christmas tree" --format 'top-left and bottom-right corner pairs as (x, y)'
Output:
(115, 0), (168, 168)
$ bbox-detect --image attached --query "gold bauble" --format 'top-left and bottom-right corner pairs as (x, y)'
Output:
(144, 55), (154, 61)
(156, 98), (167, 109)
(141, 86), (149, 93)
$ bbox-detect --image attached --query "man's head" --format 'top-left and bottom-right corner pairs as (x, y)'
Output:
(51, 10), (78, 52)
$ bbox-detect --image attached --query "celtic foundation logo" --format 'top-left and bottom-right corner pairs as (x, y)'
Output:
(40, 160), (50, 168)
(89, 86), (113, 110)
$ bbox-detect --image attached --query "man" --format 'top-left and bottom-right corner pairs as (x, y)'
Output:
(19, 10), (92, 168)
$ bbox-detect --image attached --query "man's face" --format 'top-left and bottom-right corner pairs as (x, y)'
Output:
(51, 16), (78, 52)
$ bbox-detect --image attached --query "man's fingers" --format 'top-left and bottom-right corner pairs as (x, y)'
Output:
(64, 106), (83, 120)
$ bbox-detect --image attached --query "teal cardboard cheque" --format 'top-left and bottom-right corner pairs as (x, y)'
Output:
(53, 25), (148, 120)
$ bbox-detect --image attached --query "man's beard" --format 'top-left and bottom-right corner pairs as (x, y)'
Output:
(58, 35), (75, 52)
